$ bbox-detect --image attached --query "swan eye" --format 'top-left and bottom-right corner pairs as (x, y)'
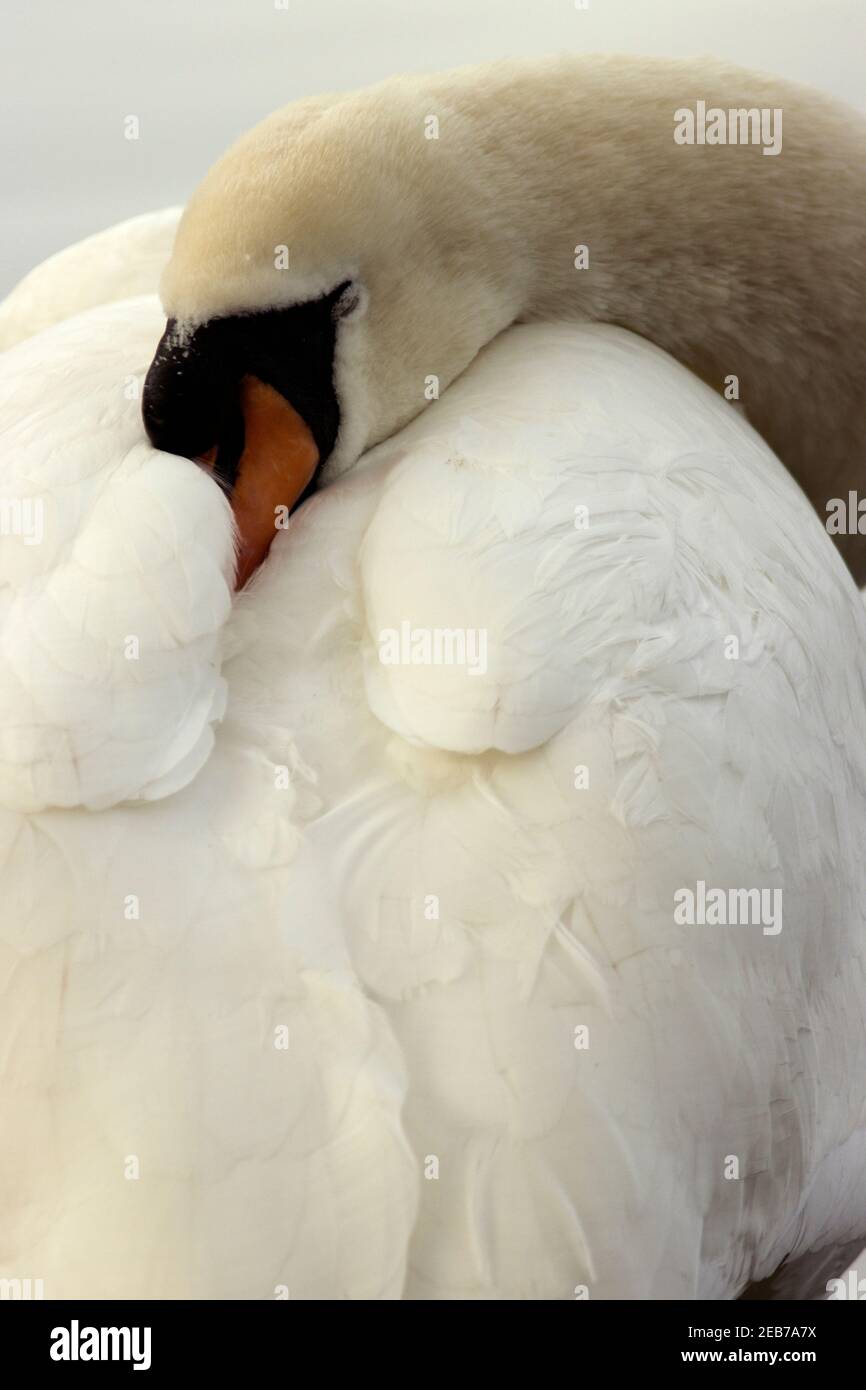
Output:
(332, 281), (368, 321)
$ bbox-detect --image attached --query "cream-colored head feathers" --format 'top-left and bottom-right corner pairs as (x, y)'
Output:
(160, 55), (866, 569)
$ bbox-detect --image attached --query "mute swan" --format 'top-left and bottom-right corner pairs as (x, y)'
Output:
(142, 56), (866, 582)
(2, 262), (866, 1296)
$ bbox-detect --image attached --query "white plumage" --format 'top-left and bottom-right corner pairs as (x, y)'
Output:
(0, 289), (417, 1299)
(0, 208), (181, 353)
(2, 216), (866, 1299)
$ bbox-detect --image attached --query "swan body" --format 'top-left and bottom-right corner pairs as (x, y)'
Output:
(0, 208), (181, 353)
(2, 262), (866, 1295)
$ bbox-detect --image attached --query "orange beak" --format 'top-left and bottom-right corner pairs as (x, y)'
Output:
(200, 374), (319, 589)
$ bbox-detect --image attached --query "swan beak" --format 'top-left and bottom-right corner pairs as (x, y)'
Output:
(200, 375), (319, 589)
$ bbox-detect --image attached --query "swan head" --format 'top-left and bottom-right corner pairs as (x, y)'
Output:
(142, 81), (519, 584)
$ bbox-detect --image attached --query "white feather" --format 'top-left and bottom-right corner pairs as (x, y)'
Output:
(1, 277), (865, 1299)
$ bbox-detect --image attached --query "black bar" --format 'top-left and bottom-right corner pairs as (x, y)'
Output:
(2, 1296), (859, 1375)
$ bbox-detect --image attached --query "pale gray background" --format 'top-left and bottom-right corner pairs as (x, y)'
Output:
(1, 0), (863, 293)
